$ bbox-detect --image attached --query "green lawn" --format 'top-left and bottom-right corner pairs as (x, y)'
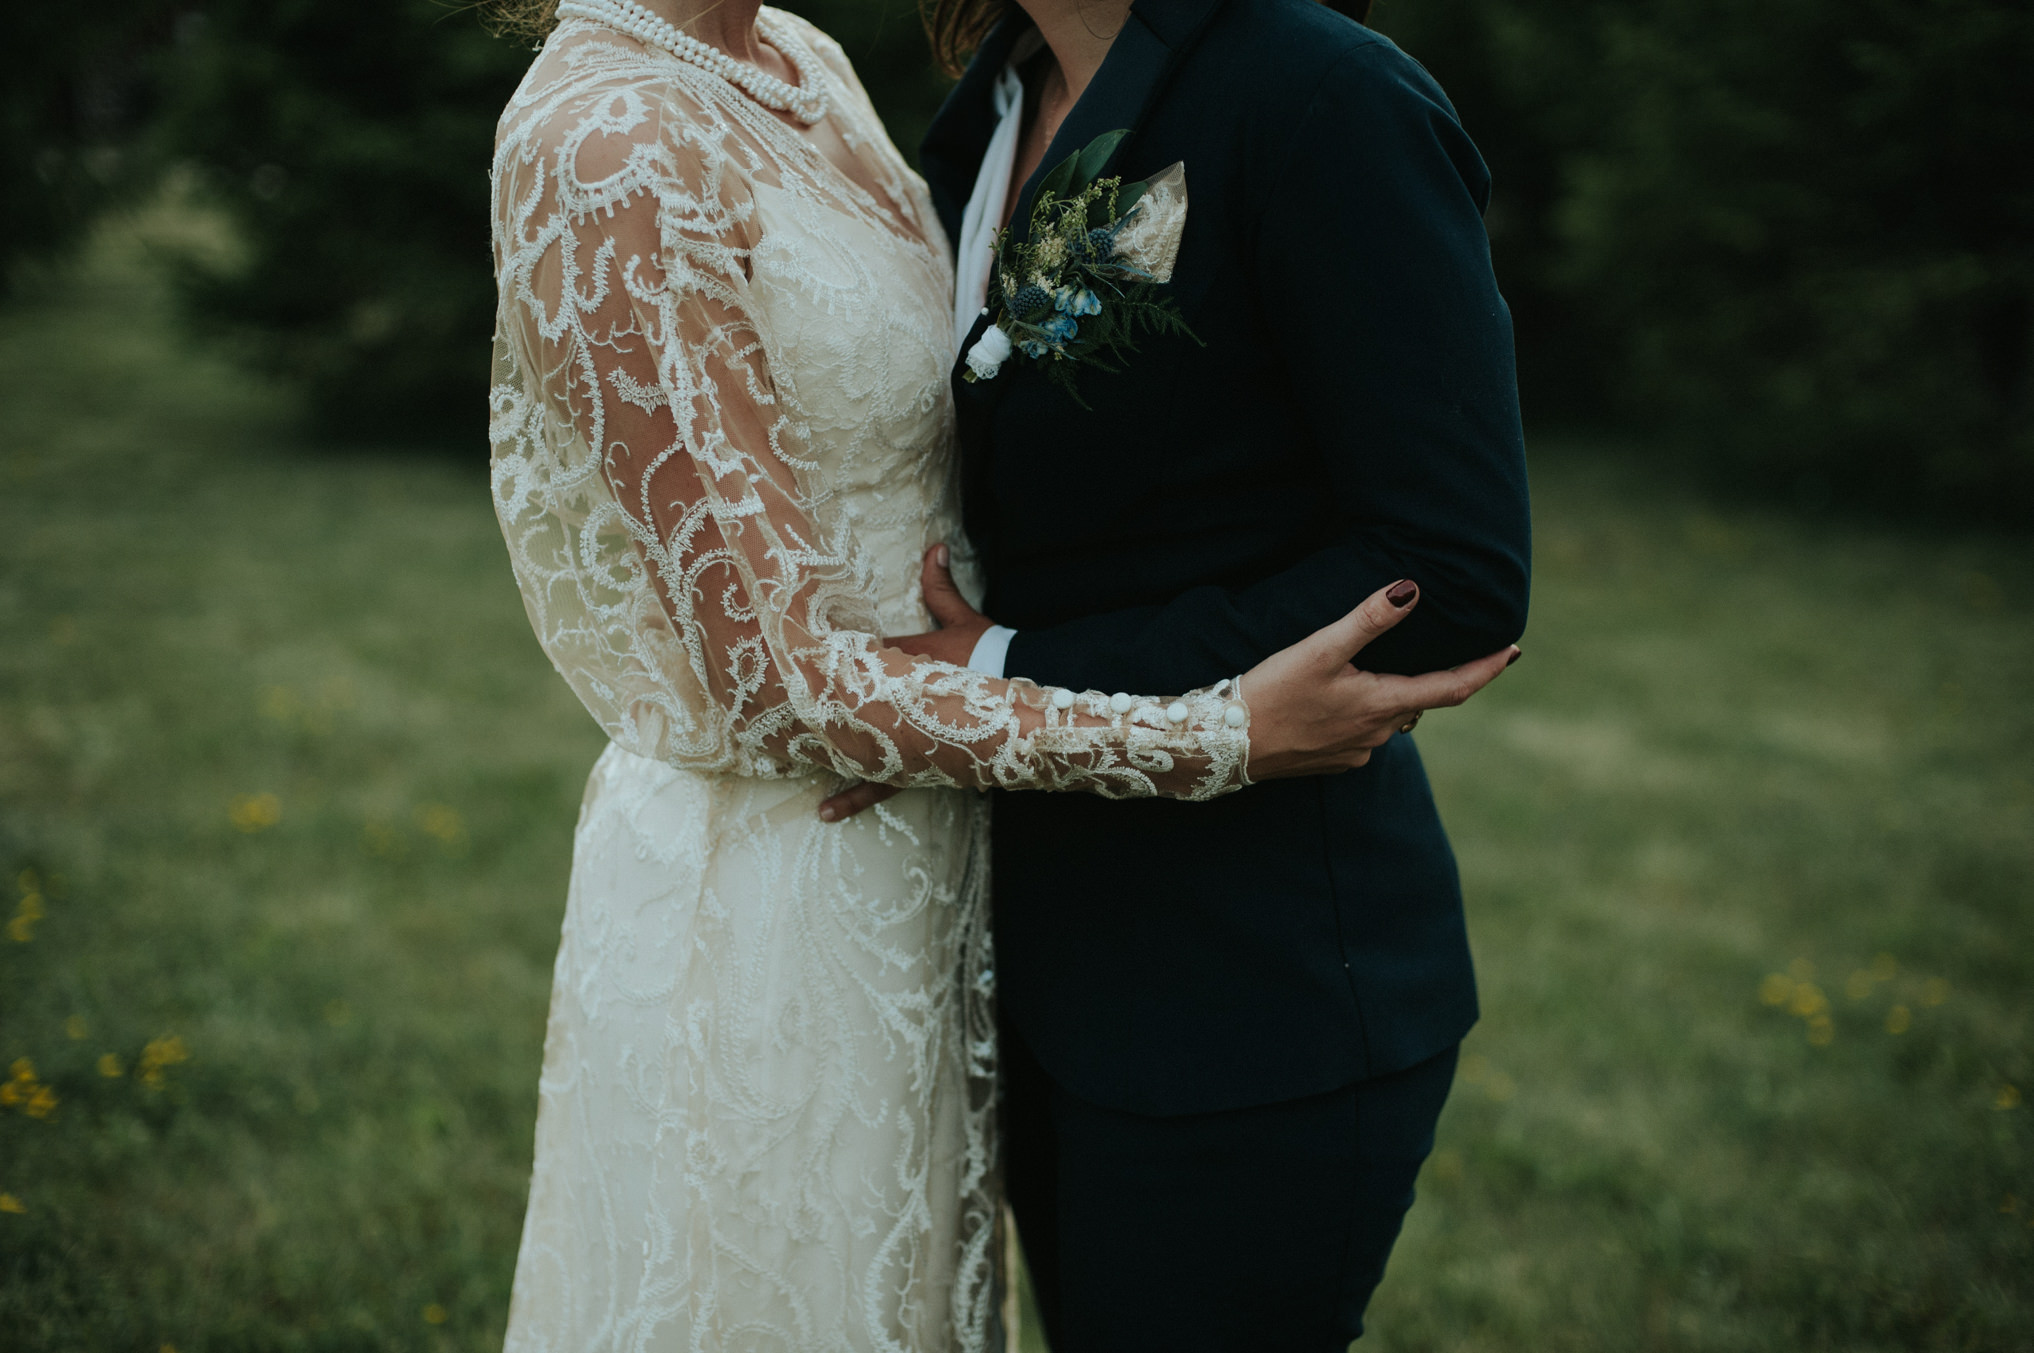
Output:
(1, 218), (2029, 1352)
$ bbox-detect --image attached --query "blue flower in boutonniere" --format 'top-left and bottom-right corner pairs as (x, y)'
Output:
(1056, 285), (1102, 318)
(963, 129), (1201, 406)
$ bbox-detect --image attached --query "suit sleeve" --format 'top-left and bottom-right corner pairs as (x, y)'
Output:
(1002, 41), (1531, 695)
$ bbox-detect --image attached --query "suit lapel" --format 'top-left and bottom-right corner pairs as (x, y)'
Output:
(1004, 0), (1227, 246)
(944, 0), (1229, 575)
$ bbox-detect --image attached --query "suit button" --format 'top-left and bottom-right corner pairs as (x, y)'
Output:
(1109, 692), (1135, 715)
(1052, 689), (1076, 710)
(1166, 701), (1189, 724)
(1223, 705), (1248, 728)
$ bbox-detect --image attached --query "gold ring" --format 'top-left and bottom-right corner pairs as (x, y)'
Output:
(1398, 712), (1422, 735)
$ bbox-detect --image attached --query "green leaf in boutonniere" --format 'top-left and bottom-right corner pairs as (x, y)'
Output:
(1035, 128), (1128, 205)
(1070, 128), (1129, 193)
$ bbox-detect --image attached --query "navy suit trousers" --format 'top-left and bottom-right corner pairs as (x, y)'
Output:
(1003, 1021), (1459, 1350)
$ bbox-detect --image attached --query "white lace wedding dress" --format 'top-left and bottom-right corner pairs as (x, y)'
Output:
(488, 13), (1252, 1350)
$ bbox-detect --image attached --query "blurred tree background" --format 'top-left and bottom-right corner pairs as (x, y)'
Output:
(1373, 0), (2034, 524)
(6, 0), (2029, 518)
(6, 0), (948, 444)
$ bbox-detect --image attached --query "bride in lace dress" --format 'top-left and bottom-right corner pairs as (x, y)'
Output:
(485, 1), (1513, 1346)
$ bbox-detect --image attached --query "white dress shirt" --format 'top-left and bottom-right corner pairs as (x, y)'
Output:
(955, 34), (1040, 678)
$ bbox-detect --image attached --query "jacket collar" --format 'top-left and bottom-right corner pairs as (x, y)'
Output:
(1006, 0), (1224, 244)
(921, 0), (1228, 253)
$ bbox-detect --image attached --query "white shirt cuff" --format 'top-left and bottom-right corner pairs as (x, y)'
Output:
(965, 625), (1018, 678)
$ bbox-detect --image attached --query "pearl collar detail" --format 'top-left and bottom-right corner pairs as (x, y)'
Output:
(556, 0), (829, 125)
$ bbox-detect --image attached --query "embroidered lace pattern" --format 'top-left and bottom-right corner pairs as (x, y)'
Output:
(489, 13), (1252, 1350)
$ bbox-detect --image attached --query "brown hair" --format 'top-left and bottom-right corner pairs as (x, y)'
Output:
(921, 0), (1372, 76)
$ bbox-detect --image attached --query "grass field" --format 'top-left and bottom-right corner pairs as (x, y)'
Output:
(1, 217), (2029, 1352)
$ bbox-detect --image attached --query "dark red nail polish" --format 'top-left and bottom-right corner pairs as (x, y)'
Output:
(1386, 580), (1418, 608)
(1507, 648), (1522, 667)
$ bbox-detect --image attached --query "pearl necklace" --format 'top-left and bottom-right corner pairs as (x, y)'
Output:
(556, 0), (829, 125)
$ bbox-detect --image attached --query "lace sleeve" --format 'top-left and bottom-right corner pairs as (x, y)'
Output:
(489, 51), (1249, 800)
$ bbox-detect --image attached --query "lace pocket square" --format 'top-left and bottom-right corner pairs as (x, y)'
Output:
(1111, 162), (1187, 284)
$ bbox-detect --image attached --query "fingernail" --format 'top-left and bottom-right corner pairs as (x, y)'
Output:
(819, 806), (837, 822)
(1507, 648), (1522, 667)
(935, 544), (950, 568)
(1386, 580), (1418, 608)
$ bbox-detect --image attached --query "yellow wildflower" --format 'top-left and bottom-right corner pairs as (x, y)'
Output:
(1789, 983), (1828, 1018)
(141, 1035), (189, 1067)
(1758, 974), (1792, 1006)
(1884, 1004), (1911, 1035)
(8, 891), (44, 943)
(416, 803), (465, 847)
(1998, 1085), (2023, 1111)
(98, 1053), (125, 1078)
(139, 1035), (190, 1090)
(228, 793), (282, 833)
(3, 1059), (53, 1116)
(65, 1016), (87, 1040)
(1844, 970), (1874, 1002)
(422, 1303), (449, 1325)
(1806, 1014), (1835, 1046)
(0, 1193), (24, 1214)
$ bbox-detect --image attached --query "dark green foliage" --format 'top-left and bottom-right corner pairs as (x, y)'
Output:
(1375, 0), (2034, 524)
(137, 0), (948, 447)
(2, 0), (179, 292)
(148, 0), (532, 445)
(10, 0), (2032, 516)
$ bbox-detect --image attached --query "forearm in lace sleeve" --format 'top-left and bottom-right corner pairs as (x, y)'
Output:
(488, 80), (1250, 800)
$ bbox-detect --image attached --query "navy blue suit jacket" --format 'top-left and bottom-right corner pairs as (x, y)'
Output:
(920, 0), (1531, 1115)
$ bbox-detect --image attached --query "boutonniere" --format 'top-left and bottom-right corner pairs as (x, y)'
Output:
(963, 129), (1198, 404)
